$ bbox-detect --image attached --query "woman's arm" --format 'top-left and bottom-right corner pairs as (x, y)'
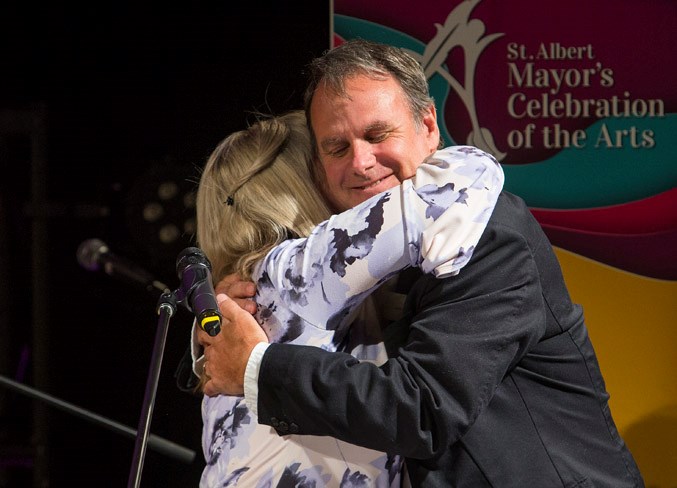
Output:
(192, 146), (502, 374)
(256, 145), (504, 328)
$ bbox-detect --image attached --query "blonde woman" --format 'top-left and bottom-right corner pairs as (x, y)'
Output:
(192, 110), (503, 487)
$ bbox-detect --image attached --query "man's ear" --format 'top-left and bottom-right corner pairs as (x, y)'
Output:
(422, 104), (441, 152)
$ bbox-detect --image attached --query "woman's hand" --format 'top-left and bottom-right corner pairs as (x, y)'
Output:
(214, 272), (258, 314)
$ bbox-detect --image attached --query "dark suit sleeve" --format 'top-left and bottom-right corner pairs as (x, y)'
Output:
(257, 216), (546, 459)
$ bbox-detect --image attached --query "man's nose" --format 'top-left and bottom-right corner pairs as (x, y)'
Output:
(350, 141), (375, 176)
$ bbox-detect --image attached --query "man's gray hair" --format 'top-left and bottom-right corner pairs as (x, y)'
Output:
(303, 39), (435, 139)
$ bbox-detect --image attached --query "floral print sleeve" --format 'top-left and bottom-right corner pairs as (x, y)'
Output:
(197, 146), (503, 487)
(254, 145), (503, 337)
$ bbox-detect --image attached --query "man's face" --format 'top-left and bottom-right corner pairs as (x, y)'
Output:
(310, 74), (440, 211)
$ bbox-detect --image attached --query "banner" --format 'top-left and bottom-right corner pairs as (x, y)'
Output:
(332, 1), (676, 485)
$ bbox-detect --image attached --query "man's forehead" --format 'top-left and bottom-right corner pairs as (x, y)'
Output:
(311, 78), (405, 138)
(312, 74), (403, 109)
(319, 120), (391, 142)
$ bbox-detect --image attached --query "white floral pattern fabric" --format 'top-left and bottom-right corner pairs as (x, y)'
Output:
(194, 146), (504, 487)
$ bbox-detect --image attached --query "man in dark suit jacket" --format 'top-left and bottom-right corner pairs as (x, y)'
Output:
(199, 39), (644, 487)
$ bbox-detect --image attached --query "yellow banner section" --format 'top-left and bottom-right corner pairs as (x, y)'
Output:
(554, 247), (677, 486)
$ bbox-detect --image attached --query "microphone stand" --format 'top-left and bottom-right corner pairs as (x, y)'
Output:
(74, 241), (212, 486)
(127, 290), (179, 488)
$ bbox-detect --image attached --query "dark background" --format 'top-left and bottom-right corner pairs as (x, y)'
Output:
(0, 2), (329, 487)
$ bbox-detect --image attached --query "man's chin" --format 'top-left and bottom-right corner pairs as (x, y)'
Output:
(349, 188), (397, 208)
(329, 176), (400, 210)
(360, 176), (399, 198)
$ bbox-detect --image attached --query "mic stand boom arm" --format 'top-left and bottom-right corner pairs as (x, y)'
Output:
(0, 373), (195, 464)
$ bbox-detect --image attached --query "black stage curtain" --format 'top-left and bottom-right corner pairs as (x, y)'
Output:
(0, 2), (329, 486)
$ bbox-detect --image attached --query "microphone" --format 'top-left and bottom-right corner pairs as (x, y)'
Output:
(76, 238), (170, 296)
(175, 247), (222, 337)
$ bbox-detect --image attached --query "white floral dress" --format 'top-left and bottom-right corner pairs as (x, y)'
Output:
(193, 146), (504, 487)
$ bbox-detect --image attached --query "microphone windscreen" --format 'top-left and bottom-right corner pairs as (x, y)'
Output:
(76, 238), (108, 271)
(176, 247), (212, 277)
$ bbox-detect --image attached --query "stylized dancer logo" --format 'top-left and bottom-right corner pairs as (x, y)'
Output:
(405, 0), (505, 160)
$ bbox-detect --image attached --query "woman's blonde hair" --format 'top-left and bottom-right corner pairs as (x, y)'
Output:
(196, 110), (331, 282)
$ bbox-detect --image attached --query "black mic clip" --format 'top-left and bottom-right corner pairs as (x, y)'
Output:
(174, 247), (222, 337)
